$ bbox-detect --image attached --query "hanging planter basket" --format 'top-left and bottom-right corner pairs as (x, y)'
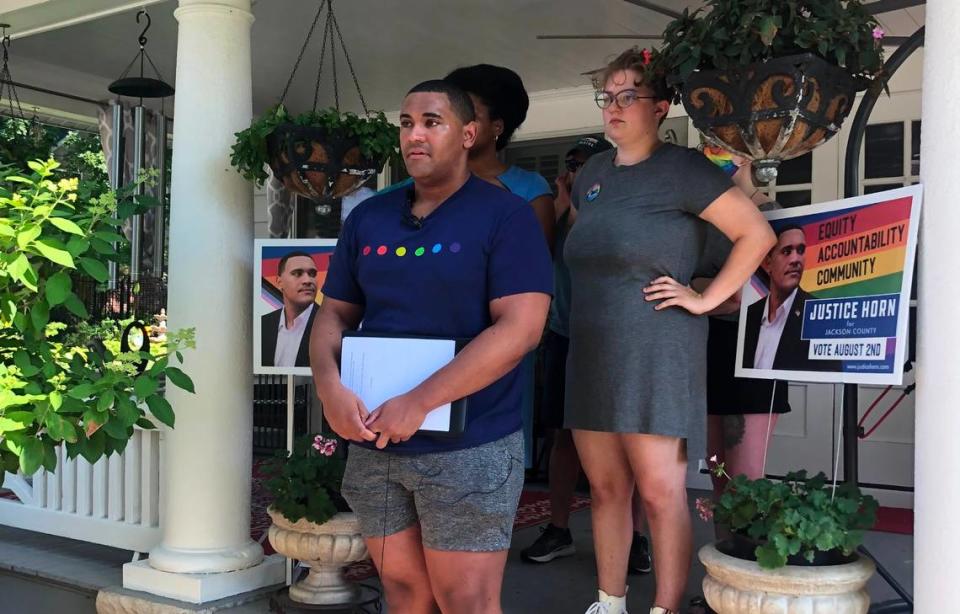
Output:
(680, 54), (860, 182)
(229, 0), (398, 203)
(266, 123), (382, 201)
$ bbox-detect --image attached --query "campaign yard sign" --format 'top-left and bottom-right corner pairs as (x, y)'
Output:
(735, 185), (921, 385)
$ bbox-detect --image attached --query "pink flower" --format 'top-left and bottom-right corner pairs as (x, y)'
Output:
(695, 497), (714, 522)
(641, 48), (653, 66)
(312, 435), (338, 456)
(872, 26), (885, 40)
(709, 454), (718, 463)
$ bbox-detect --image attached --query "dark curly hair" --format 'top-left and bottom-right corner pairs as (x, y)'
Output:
(592, 47), (673, 103)
(444, 64), (529, 151)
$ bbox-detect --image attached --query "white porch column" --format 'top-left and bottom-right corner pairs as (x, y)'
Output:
(121, 0), (283, 603)
(916, 1), (960, 609)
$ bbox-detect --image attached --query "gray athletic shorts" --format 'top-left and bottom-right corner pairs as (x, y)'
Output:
(341, 430), (524, 552)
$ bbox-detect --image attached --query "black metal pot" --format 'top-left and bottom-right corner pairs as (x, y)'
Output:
(266, 123), (383, 202)
(680, 54), (861, 182)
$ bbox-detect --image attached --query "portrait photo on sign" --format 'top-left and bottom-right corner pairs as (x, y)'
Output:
(253, 239), (337, 375)
(735, 185), (921, 386)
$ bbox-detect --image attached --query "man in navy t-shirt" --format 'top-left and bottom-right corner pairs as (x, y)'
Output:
(310, 80), (552, 614)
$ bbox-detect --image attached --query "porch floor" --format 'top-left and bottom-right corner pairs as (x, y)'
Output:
(0, 488), (913, 613)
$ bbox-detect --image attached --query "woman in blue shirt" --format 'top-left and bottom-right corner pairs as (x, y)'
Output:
(444, 64), (555, 251)
(445, 64), (555, 470)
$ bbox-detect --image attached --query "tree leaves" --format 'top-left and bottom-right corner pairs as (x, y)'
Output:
(18, 437), (44, 475)
(44, 271), (72, 306)
(96, 389), (115, 413)
(16, 225), (41, 249)
(78, 257), (109, 282)
(134, 375), (158, 399)
(45, 412), (78, 444)
(63, 294), (89, 319)
(30, 299), (49, 332)
(48, 217), (84, 236)
(0, 162), (194, 477)
(7, 253), (37, 291)
(33, 239), (75, 268)
(146, 395), (175, 428)
(115, 396), (141, 428)
(67, 383), (95, 400)
(165, 367), (195, 394)
(77, 430), (106, 464)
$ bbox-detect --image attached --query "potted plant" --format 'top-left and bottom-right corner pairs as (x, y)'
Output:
(695, 459), (879, 613)
(650, 0), (887, 181)
(263, 433), (368, 605)
(0, 160), (195, 477)
(230, 104), (399, 202)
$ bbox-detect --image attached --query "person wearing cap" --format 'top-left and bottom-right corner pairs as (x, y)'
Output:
(519, 137), (652, 575)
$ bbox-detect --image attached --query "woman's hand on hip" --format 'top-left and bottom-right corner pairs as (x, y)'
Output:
(643, 276), (709, 315)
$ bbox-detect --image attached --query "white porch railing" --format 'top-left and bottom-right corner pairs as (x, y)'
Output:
(0, 428), (163, 553)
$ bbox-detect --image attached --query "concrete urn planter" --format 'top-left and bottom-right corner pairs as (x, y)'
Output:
(268, 507), (369, 605)
(699, 543), (876, 614)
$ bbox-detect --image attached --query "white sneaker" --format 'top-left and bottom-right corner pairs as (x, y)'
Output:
(585, 589), (628, 614)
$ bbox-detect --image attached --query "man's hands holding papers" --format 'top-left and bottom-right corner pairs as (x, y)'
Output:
(365, 393), (429, 449)
(321, 384), (378, 443)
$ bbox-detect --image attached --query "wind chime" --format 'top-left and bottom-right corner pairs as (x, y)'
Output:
(106, 9), (174, 282)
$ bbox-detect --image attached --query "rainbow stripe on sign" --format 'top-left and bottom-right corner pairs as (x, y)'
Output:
(797, 197), (912, 300)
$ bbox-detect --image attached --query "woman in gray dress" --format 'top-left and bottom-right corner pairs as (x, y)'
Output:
(564, 48), (776, 614)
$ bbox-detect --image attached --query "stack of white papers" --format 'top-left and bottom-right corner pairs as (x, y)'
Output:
(340, 336), (456, 432)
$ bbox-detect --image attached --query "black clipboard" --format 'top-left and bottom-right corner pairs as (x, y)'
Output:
(340, 330), (470, 438)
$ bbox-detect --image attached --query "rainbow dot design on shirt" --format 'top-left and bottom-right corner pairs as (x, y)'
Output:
(359, 242), (460, 257)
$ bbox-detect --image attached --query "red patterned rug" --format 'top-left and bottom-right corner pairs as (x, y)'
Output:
(874, 506), (913, 535)
(250, 462), (590, 581)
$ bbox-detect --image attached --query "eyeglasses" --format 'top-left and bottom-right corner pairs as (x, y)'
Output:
(565, 159), (585, 173)
(594, 89), (657, 110)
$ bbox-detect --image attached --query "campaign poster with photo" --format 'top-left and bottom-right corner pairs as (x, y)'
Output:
(735, 185), (922, 385)
(253, 239), (338, 376)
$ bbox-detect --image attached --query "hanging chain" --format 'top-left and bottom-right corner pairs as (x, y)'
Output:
(330, 14), (339, 111)
(278, 0), (371, 115)
(279, 1), (325, 105)
(0, 26), (25, 121)
(330, 8), (369, 115)
(311, 9), (333, 112)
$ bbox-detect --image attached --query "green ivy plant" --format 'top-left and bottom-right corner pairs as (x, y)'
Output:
(230, 104), (400, 186)
(699, 462), (878, 569)
(651, 0), (888, 99)
(0, 160), (195, 477)
(263, 434), (348, 525)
